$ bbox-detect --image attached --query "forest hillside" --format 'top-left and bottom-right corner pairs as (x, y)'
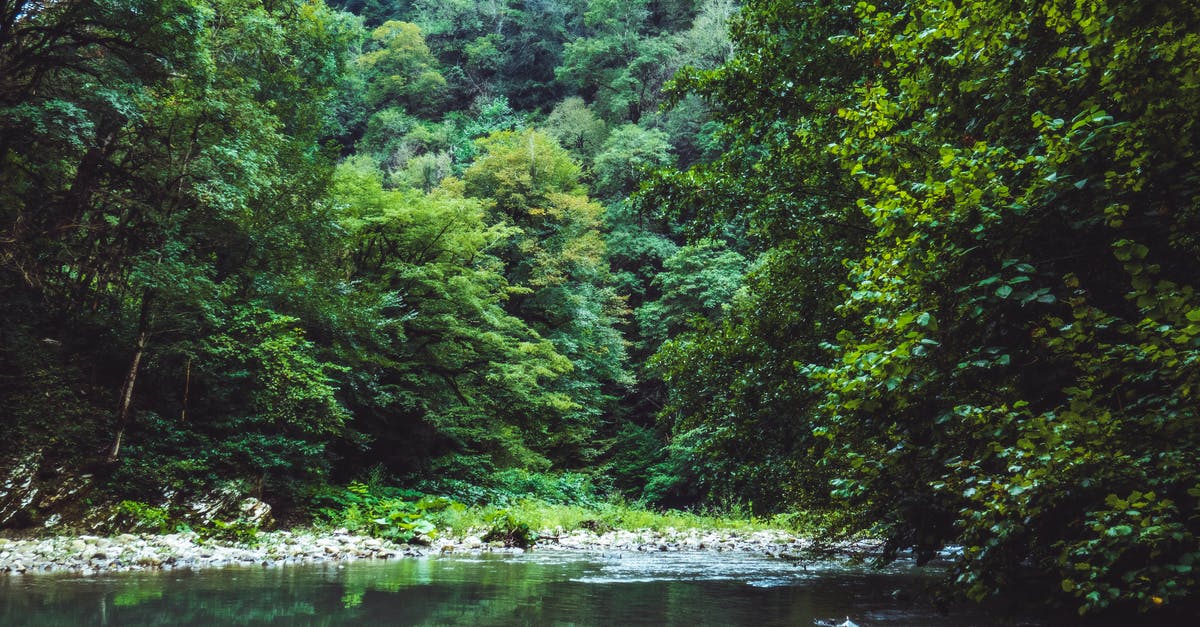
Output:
(2, 0), (1197, 617)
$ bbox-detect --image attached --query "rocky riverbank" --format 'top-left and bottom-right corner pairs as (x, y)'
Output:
(0, 527), (837, 576)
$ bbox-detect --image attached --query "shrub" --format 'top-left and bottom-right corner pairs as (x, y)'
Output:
(311, 481), (462, 543)
(113, 500), (171, 534)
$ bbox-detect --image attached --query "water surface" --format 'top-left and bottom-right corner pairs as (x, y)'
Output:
(0, 551), (1039, 625)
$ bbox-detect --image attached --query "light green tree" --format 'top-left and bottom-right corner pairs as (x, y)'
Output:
(593, 123), (674, 200)
(464, 129), (633, 464)
(544, 97), (610, 164)
(360, 20), (447, 116)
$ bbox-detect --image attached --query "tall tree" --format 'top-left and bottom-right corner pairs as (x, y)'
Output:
(1, 0), (360, 492)
(464, 129), (632, 464)
(557, 0), (679, 123)
(327, 159), (574, 476)
(359, 20), (447, 117)
(651, 0), (1200, 615)
(411, 0), (584, 108)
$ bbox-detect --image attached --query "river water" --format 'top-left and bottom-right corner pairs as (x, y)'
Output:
(0, 550), (1040, 625)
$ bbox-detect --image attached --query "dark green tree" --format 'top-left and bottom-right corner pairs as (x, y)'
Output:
(592, 123), (673, 201)
(1, 0), (361, 495)
(650, 0), (1200, 615)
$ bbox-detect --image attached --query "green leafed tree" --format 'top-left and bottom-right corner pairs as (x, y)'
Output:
(635, 239), (745, 346)
(544, 96), (609, 164)
(592, 123), (674, 201)
(463, 129), (633, 465)
(409, 0), (584, 109)
(650, 0), (1200, 616)
(329, 158), (575, 476)
(359, 20), (447, 117)
(1, 0), (361, 495)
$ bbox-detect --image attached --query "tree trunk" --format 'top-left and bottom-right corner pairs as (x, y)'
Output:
(180, 357), (191, 421)
(107, 292), (152, 461)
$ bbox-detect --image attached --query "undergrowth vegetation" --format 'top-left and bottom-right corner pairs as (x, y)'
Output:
(101, 500), (262, 546)
(307, 472), (791, 548)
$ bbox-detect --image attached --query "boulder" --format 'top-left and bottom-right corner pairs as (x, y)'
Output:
(238, 497), (273, 528)
(186, 484), (244, 527)
(0, 451), (41, 527)
(182, 485), (272, 529)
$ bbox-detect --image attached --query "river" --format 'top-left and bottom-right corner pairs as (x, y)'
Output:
(0, 550), (1040, 625)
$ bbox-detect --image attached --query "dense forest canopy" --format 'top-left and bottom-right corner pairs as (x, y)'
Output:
(2, 0), (1197, 617)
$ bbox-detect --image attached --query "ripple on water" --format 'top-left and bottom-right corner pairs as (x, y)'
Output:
(744, 577), (796, 588)
(567, 550), (828, 585)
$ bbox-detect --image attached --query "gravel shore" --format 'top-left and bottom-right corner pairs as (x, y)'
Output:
(0, 527), (825, 576)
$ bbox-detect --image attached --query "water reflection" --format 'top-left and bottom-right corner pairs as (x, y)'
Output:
(0, 551), (1037, 626)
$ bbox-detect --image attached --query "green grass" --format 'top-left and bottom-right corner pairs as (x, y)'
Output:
(428, 498), (790, 539)
(306, 477), (829, 544)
